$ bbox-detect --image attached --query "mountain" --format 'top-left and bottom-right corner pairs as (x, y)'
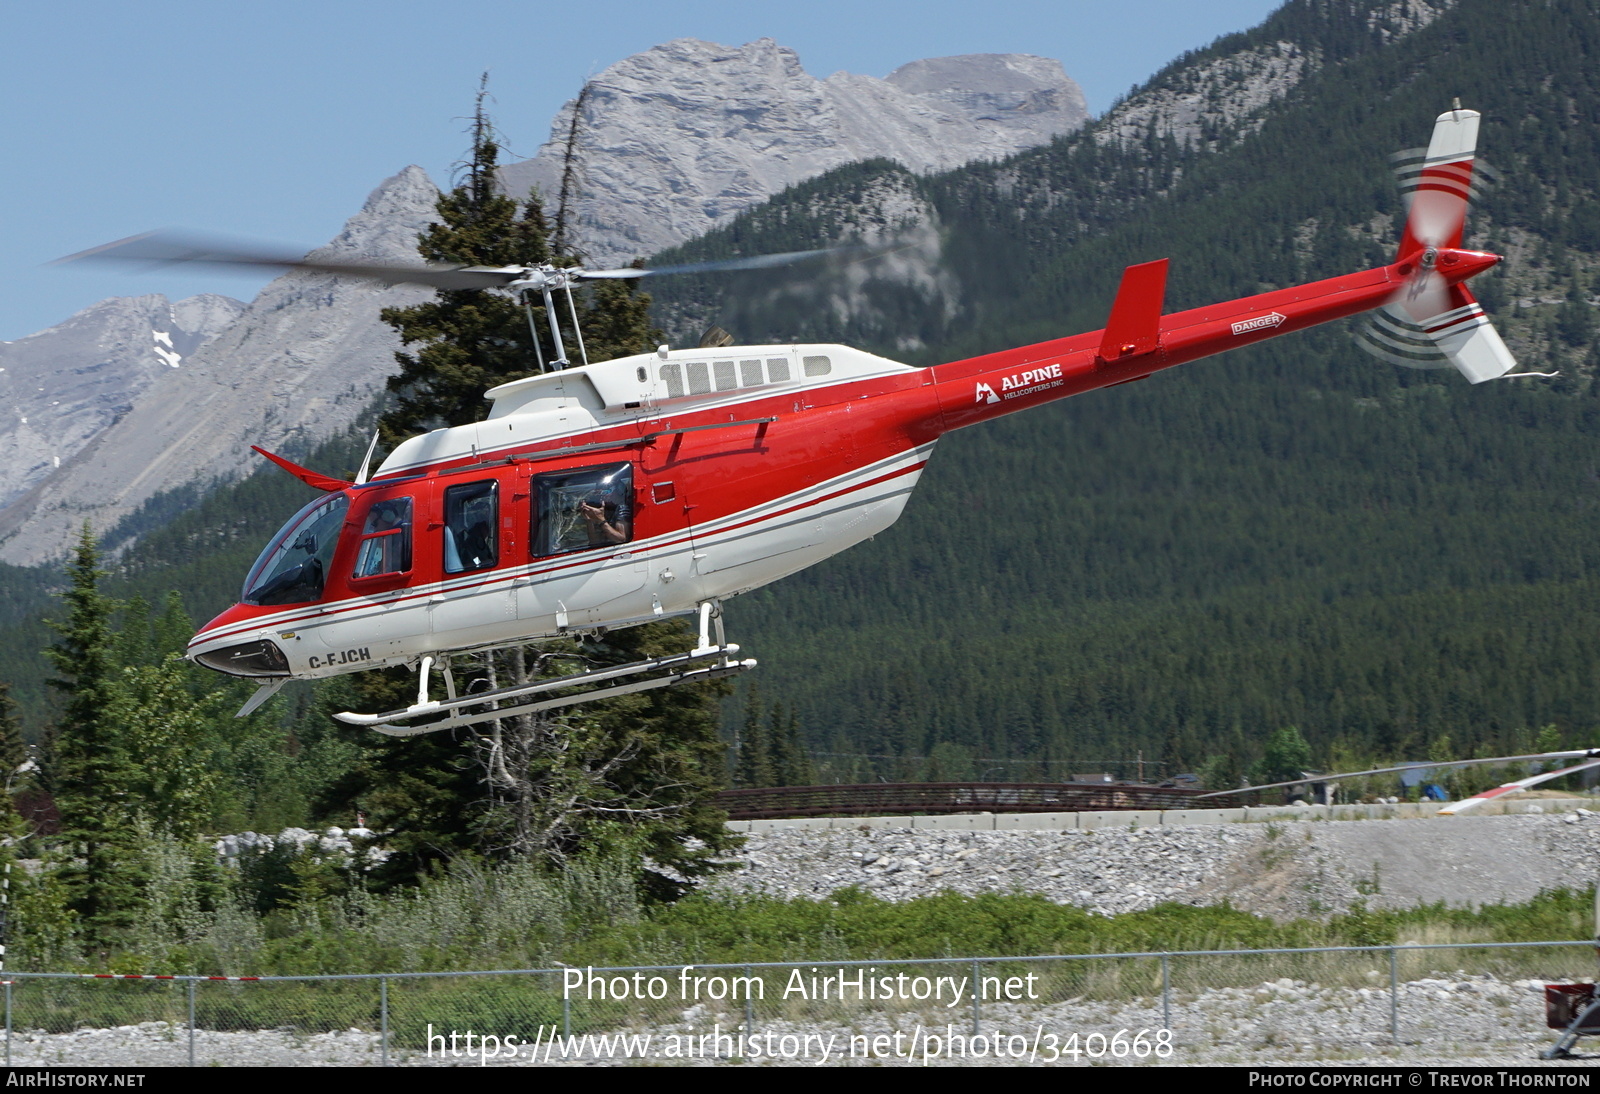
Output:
(0, 167), (439, 566)
(643, 0), (1600, 778)
(498, 39), (1088, 265)
(0, 293), (244, 513)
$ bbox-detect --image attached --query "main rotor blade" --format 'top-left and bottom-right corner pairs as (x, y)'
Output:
(52, 230), (522, 291)
(579, 246), (848, 280)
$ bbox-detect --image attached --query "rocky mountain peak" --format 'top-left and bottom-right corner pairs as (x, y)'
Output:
(319, 164), (439, 261)
(498, 39), (1088, 266)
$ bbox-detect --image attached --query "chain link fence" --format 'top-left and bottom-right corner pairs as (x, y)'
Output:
(1, 941), (1593, 1065)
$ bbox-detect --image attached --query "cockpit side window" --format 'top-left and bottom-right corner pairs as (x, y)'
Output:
(352, 497), (412, 578)
(242, 493), (350, 606)
(443, 480), (497, 574)
(533, 463), (633, 556)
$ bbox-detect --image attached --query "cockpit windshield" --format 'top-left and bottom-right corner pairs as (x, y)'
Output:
(242, 493), (349, 606)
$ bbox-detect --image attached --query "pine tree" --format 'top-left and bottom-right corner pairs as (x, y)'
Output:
(0, 682), (26, 793)
(44, 525), (144, 945)
(769, 702), (814, 787)
(331, 87), (726, 897)
(734, 685), (773, 788)
(379, 80), (656, 444)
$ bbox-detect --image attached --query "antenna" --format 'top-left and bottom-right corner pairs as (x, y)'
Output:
(355, 428), (381, 485)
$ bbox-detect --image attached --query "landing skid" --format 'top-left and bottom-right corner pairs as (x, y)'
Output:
(333, 601), (756, 736)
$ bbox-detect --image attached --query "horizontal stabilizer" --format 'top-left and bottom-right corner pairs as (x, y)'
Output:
(252, 445), (354, 492)
(1098, 259), (1168, 361)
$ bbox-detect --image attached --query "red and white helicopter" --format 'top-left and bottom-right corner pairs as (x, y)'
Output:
(73, 105), (1537, 736)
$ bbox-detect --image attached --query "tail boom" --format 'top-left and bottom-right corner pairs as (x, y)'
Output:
(931, 249), (1498, 432)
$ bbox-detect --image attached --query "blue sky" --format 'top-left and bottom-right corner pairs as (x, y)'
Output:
(0, 0), (1282, 341)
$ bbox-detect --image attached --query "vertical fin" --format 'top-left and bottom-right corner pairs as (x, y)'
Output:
(1396, 107), (1480, 260)
(1098, 258), (1169, 361)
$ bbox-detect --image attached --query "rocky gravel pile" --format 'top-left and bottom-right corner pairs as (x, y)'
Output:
(213, 825), (385, 866)
(22, 811), (1600, 1066)
(712, 824), (1261, 916)
(713, 810), (1600, 921)
(4, 1025), (387, 1068)
(554, 973), (1593, 1067)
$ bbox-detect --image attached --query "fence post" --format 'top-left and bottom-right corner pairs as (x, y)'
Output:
(381, 976), (389, 1067)
(744, 966), (755, 1034)
(5, 978), (11, 1067)
(187, 979), (196, 1068)
(1388, 946), (1399, 1044)
(1161, 954), (1171, 1030)
(563, 990), (571, 1039)
(971, 959), (981, 1037)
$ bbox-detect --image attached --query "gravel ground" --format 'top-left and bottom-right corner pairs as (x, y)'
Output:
(713, 810), (1600, 920)
(493, 974), (1600, 1067)
(9, 974), (1589, 1066)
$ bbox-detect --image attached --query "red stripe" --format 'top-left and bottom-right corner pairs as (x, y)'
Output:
(195, 455), (928, 647)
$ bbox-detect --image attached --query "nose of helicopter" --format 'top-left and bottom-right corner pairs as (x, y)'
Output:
(187, 604), (292, 678)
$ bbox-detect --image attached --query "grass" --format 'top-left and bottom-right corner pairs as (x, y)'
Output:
(9, 884), (1597, 1040)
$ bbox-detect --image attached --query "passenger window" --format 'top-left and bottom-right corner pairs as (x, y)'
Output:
(660, 362), (684, 398)
(443, 481), (497, 574)
(352, 497), (412, 578)
(533, 464), (634, 556)
(767, 357), (791, 382)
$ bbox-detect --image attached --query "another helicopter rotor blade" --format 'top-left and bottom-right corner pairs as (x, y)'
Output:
(52, 230), (523, 291)
(1438, 757), (1600, 815)
(1196, 750), (1600, 799)
(578, 246), (851, 281)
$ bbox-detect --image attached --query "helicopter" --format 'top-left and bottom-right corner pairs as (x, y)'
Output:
(66, 105), (1535, 736)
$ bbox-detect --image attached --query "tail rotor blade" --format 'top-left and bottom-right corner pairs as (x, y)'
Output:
(1396, 107), (1481, 257)
(1359, 105), (1534, 384)
(1354, 307), (1454, 370)
(1397, 268), (1453, 324)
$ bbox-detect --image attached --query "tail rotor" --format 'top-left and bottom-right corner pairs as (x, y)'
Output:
(1354, 105), (1543, 383)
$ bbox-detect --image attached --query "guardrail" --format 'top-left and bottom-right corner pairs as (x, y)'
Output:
(715, 781), (1240, 819)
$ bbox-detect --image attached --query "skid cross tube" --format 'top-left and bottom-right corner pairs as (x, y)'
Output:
(334, 644), (742, 726)
(336, 600), (753, 734)
(368, 660), (754, 736)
